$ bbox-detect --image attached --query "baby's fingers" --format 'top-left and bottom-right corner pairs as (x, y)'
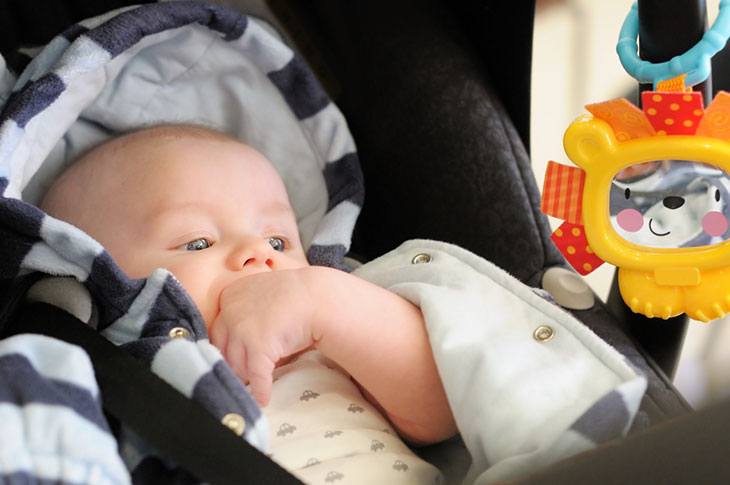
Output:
(246, 352), (276, 407)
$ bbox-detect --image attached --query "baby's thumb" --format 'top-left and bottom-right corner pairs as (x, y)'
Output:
(247, 352), (275, 407)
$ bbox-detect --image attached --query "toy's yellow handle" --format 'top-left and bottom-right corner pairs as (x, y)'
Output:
(620, 267), (730, 322)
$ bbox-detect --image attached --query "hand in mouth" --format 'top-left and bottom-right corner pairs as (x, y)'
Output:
(649, 218), (670, 237)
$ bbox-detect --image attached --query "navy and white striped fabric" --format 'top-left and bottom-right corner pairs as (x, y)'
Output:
(0, 334), (129, 484)
(0, 1), (363, 483)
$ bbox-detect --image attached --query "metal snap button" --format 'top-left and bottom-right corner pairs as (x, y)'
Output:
(221, 413), (246, 436)
(533, 325), (555, 342)
(411, 253), (432, 264)
(168, 327), (191, 339)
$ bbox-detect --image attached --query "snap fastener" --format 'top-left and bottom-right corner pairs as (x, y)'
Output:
(221, 413), (246, 436)
(533, 325), (555, 342)
(411, 253), (431, 264)
(168, 327), (191, 339)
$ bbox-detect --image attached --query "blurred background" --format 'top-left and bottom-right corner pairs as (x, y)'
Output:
(531, 0), (729, 408)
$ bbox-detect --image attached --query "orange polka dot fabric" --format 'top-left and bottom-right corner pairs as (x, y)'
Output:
(641, 91), (703, 135)
(550, 222), (604, 275)
(586, 99), (655, 141)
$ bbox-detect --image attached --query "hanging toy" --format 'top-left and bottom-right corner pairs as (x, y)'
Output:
(542, 1), (730, 322)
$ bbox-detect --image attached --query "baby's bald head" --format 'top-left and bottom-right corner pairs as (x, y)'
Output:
(41, 124), (234, 222)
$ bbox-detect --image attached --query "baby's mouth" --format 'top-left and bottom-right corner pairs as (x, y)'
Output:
(649, 218), (671, 237)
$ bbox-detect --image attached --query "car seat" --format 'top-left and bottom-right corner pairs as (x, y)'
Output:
(1, 0), (722, 483)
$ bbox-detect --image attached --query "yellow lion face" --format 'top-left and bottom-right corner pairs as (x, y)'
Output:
(544, 91), (730, 321)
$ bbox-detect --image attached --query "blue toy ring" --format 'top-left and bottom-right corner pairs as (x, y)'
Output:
(617, 0), (730, 87)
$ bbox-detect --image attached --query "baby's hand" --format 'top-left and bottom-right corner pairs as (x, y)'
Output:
(208, 267), (326, 406)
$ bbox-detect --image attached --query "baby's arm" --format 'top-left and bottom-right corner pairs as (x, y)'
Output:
(209, 266), (456, 445)
(311, 266), (457, 445)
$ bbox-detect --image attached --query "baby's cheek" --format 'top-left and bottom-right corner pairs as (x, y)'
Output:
(617, 208), (644, 232)
(702, 211), (729, 237)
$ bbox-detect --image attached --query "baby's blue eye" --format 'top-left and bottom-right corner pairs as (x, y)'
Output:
(268, 237), (286, 252)
(184, 238), (212, 251)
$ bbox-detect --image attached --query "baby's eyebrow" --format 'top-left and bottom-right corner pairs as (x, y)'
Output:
(265, 202), (295, 217)
(259, 202), (298, 230)
(145, 203), (210, 224)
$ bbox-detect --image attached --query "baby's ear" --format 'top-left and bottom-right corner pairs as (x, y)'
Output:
(563, 115), (618, 170)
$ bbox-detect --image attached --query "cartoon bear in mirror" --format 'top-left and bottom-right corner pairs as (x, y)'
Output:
(610, 160), (729, 248)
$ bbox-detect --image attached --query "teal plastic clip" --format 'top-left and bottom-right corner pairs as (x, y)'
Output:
(617, 0), (730, 88)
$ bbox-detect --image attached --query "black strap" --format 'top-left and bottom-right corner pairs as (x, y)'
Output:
(2, 298), (300, 485)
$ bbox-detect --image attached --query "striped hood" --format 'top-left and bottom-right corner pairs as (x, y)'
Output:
(0, 0), (363, 457)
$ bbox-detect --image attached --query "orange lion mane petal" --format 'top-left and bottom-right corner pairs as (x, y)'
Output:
(586, 98), (655, 141)
(697, 91), (730, 140)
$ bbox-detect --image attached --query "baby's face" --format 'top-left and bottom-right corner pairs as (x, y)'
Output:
(45, 131), (309, 327)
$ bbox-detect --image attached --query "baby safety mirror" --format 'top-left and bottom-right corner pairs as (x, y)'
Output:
(542, 90), (730, 323)
(610, 159), (730, 249)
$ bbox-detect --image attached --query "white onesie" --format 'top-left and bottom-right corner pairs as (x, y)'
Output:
(263, 351), (443, 485)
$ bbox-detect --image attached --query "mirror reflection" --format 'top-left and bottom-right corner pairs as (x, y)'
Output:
(609, 160), (730, 248)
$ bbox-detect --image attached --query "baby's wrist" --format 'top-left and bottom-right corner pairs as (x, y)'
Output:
(302, 265), (347, 350)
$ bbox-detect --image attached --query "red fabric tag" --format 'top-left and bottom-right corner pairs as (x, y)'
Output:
(641, 91), (704, 135)
(550, 222), (604, 275)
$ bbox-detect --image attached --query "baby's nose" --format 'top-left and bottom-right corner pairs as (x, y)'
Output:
(243, 256), (274, 269)
(228, 240), (276, 271)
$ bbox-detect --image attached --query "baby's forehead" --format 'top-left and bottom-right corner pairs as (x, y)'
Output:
(80, 126), (267, 180)
(44, 126), (277, 213)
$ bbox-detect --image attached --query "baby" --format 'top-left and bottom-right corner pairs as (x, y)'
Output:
(41, 124), (454, 483)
